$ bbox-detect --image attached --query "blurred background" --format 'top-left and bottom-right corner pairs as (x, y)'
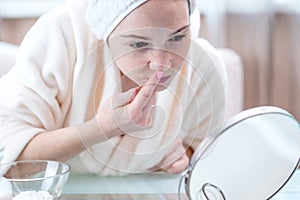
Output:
(198, 0), (300, 122)
(0, 0), (299, 121)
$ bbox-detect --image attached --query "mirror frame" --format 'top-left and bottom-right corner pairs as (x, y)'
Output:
(180, 106), (300, 200)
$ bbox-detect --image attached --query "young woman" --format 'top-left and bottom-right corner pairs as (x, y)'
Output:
(0, 0), (226, 175)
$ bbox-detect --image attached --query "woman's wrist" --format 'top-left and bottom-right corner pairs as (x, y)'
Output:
(76, 118), (120, 148)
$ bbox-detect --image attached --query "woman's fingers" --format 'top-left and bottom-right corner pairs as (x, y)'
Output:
(162, 139), (186, 165)
(166, 154), (189, 174)
(142, 93), (156, 115)
(151, 139), (190, 174)
(115, 70), (162, 110)
(159, 153), (189, 174)
(128, 86), (142, 104)
(131, 71), (162, 109)
(104, 71), (162, 134)
(112, 87), (137, 108)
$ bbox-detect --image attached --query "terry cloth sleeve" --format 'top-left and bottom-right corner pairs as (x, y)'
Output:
(182, 38), (227, 152)
(0, 6), (76, 164)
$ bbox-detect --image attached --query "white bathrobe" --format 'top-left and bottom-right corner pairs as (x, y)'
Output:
(0, 0), (227, 175)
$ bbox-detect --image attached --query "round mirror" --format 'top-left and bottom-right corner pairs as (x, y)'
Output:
(184, 106), (300, 200)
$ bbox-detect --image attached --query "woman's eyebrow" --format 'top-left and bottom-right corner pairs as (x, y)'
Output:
(120, 24), (190, 40)
(169, 24), (190, 36)
(120, 34), (151, 40)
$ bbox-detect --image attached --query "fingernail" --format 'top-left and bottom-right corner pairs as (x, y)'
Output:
(156, 71), (163, 79)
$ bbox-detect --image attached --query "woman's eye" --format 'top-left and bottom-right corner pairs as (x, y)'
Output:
(130, 41), (149, 49)
(169, 34), (186, 42)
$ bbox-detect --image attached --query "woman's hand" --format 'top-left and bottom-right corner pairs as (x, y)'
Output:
(152, 138), (190, 174)
(95, 71), (163, 139)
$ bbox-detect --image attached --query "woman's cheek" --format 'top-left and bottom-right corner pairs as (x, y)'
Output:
(117, 53), (147, 71)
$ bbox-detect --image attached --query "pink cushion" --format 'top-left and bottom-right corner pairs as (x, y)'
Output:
(217, 48), (244, 120)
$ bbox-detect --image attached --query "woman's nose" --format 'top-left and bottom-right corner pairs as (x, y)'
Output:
(149, 49), (172, 71)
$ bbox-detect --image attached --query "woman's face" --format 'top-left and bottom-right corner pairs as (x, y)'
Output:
(108, 0), (191, 91)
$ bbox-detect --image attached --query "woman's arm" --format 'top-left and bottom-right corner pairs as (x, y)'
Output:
(17, 69), (163, 162)
(0, 9), (77, 164)
(16, 119), (100, 162)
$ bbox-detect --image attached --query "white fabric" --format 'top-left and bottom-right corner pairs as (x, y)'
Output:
(0, 0), (226, 175)
(0, 42), (18, 77)
(86, 0), (199, 40)
(190, 9), (201, 37)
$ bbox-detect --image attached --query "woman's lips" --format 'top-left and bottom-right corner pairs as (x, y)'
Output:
(141, 75), (171, 85)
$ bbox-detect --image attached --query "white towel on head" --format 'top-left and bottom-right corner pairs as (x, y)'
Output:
(85, 0), (198, 40)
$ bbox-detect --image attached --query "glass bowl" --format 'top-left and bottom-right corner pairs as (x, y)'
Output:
(0, 160), (70, 200)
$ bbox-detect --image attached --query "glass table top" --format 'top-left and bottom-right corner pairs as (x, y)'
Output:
(61, 170), (300, 200)
(60, 194), (187, 200)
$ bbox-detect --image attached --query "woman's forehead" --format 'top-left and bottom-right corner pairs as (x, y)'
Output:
(112, 0), (189, 35)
